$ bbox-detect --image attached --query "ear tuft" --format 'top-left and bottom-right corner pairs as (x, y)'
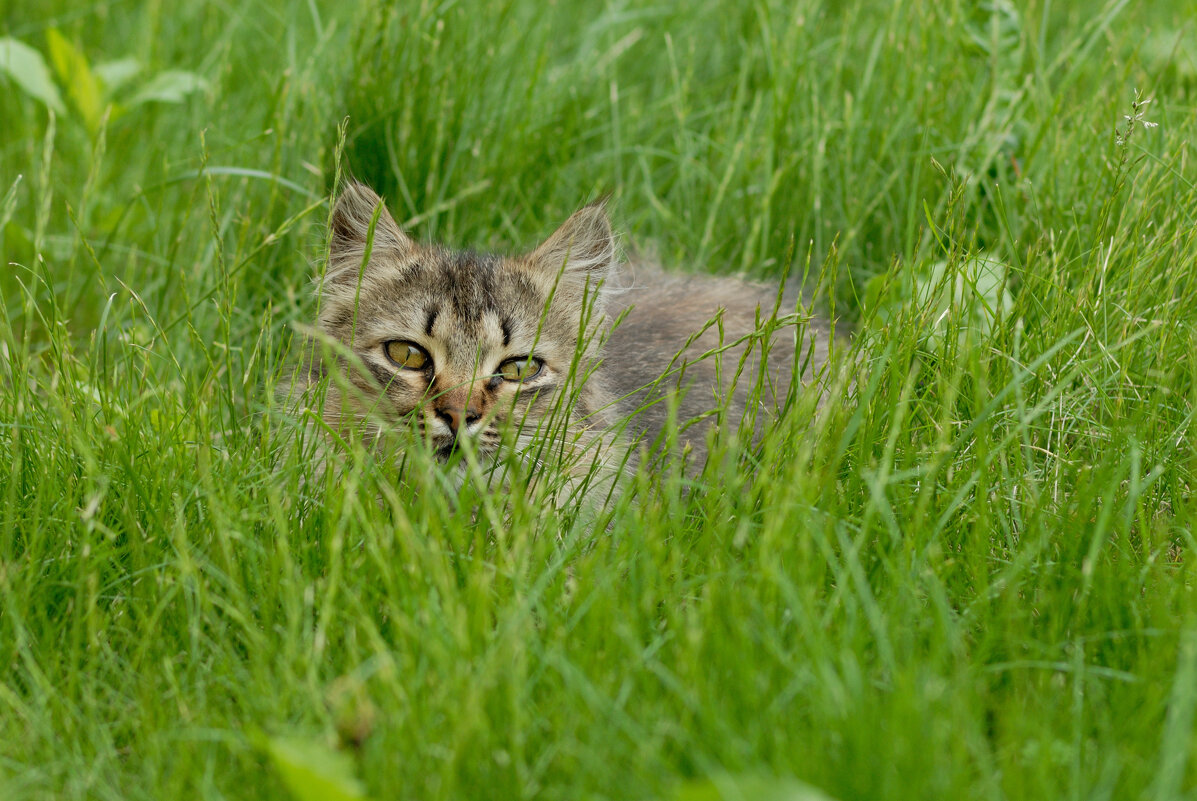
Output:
(528, 203), (617, 282)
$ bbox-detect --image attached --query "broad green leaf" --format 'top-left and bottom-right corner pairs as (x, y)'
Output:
(0, 36), (65, 113)
(914, 253), (1013, 335)
(1143, 31), (1197, 82)
(45, 29), (104, 133)
(963, 0), (1022, 56)
(865, 252), (1012, 350)
(127, 70), (208, 107)
(95, 57), (141, 93)
(673, 776), (838, 801)
(261, 735), (370, 801)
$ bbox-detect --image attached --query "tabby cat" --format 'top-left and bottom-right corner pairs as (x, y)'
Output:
(288, 181), (835, 490)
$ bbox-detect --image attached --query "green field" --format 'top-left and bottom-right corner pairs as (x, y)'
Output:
(3, 0), (1197, 798)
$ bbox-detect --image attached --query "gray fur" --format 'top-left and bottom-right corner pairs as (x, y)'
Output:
(604, 263), (835, 460)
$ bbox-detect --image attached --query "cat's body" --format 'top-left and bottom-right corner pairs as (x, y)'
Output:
(288, 182), (836, 490)
(604, 262), (834, 459)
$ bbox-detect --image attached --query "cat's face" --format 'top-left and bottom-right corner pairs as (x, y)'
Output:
(315, 182), (615, 462)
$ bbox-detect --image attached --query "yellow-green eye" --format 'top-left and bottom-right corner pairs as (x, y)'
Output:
(384, 341), (430, 370)
(497, 357), (543, 381)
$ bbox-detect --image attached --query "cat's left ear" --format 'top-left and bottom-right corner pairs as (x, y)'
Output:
(524, 203), (616, 294)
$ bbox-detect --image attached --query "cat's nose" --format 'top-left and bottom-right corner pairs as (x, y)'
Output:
(436, 406), (481, 433)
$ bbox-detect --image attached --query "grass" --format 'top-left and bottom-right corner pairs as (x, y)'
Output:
(2, 0), (1197, 798)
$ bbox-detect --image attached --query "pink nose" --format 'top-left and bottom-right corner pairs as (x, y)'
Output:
(436, 406), (481, 433)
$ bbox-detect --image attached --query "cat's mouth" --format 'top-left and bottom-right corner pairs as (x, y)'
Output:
(432, 436), (498, 463)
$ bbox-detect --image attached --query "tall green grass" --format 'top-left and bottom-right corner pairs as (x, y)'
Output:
(2, 0), (1197, 798)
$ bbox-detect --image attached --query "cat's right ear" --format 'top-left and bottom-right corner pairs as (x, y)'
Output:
(523, 203), (617, 294)
(325, 182), (414, 284)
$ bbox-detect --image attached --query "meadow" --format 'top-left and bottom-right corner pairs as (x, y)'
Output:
(2, 0), (1197, 798)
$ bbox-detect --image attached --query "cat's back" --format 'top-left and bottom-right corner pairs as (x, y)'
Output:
(602, 261), (836, 457)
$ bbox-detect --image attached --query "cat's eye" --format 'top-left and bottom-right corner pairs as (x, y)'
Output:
(497, 357), (543, 382)
(384, 340), (430, 370)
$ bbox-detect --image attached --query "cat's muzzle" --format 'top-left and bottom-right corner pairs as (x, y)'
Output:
(432, 434), (489, 462)
(434, 438), (458, 462)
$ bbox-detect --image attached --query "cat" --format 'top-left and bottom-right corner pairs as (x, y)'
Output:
(285, 181), (837, 493)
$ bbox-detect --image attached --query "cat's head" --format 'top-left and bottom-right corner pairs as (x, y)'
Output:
(314, 181), (616, 462)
